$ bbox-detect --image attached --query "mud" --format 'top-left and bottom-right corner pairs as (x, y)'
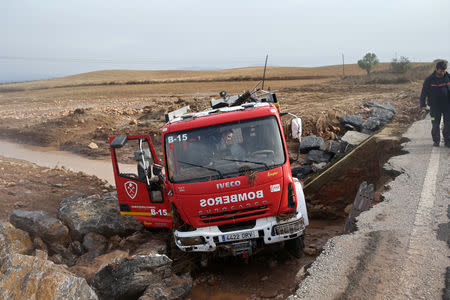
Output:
(186, 219), (344, 300)
(0, 139), (116, 184)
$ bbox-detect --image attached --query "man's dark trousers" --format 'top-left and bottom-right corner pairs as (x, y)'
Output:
(430, 103), (450, 145)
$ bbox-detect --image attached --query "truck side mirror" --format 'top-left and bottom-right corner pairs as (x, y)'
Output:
(110, 136), (127, 148)
(153, 163), (163, 176)
(291, 118), (302, 140)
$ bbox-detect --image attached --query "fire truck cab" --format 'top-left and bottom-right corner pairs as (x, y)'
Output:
(110, 93), (308, 257)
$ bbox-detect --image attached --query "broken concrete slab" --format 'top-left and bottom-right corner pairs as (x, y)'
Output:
(341, 131), (370, 146)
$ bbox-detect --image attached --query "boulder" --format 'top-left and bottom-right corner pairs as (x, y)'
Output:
(0, 253), (98, 299)
(291, 165), (313, 179)
(304, 150), (332, 164)
(341, 131), (370, 146)
(139, 272), (193, 300)
(339, 114), (363, 130)
(319, 140), (347, 154)
(361, 117), (382, 134)
(0, 222), (33, 259)
(57, 193), (143, 241)
(371, 107), (395, 125)
(10, 209), (71, 247)
(299, 136), (324, 153)
(91, 252), (172, 300)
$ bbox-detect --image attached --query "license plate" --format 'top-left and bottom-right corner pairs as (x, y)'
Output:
(220, 231), (258, 243)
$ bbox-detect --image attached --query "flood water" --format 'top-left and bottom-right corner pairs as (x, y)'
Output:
(0, 139), (116, 185)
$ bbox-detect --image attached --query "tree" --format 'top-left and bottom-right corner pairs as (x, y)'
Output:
(391, 56), (411, 73)
(358, 53), (379, 74)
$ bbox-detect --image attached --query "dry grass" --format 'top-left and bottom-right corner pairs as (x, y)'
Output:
(0, 63), (396, 92)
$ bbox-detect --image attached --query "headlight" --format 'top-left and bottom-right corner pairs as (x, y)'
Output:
(273, 217), (304, 235)
(177, 236), (205, 246)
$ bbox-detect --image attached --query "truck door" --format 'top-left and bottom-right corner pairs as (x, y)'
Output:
(109, 134), (172, 228)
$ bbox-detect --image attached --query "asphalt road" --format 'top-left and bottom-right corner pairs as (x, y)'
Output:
(288, 116), (450, 300)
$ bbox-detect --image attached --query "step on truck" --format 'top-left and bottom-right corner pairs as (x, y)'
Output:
(109, 87), (309, 258)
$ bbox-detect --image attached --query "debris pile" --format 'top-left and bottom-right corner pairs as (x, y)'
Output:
(292, 101), (396, 180)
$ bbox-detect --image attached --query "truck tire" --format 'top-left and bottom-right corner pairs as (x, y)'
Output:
(285, 235), (304, 258)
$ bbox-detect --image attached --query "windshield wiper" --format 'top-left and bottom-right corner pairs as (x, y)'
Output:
(178, 160), (223, 178)
(220, 158), (269, 170)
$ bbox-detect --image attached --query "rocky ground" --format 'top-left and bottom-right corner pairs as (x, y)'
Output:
(0, 65), (432, 299)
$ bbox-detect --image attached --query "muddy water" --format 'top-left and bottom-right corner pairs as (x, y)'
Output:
(0, 139), (116, 185)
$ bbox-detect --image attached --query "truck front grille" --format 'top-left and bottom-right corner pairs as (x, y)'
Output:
(200, 205), (269, 224)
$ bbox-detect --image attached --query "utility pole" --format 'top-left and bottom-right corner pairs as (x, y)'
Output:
(342, 53), (345, 76)
(262, 54), (268, 90)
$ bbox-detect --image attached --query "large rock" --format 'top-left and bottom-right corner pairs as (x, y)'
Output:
(299, 136), (324, 153)
(0, 222), (33, 259)
(57, 193), (143, 241)
(319, 140), (347, 154)
(10, 209), (71, 247)
(341, 131), (370, 146)
(291, 165), (313, 179)
(91, 253), (172, 300)
(139, 272), (193, 300)
(339, 114), (363, 130)
(304, 150), (332, 164)
(372, 107), (395, 125)
(361, 117), (382, 134)
(0, 253), (98, 299)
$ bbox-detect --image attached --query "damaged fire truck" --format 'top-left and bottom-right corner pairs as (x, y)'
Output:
(109, 85), (309, 258)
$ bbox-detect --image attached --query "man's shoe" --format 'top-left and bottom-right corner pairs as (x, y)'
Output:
(433, 142), (440, 147)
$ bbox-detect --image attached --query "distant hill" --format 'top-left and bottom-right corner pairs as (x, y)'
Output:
(0, 63), (426, 92)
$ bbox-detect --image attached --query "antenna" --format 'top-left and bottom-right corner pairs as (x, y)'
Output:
(262, 54), (268, 90)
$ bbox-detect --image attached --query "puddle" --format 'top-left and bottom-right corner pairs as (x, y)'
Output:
(0, 139), (116, 185)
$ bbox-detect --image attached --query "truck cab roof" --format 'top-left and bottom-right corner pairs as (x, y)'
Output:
(163, 102), (279, 133)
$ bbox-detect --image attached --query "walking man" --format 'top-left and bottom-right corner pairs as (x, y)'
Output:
(420, 60), (450, 147)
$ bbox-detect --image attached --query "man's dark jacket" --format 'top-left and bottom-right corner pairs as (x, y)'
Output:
(420, 71), (450, 108)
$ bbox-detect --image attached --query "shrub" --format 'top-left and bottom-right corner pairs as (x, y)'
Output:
(358, 53), (379, 75)
(391, 56), (411, 73)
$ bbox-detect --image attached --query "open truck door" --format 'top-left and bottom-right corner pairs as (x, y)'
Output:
(109, 134), (172, 228)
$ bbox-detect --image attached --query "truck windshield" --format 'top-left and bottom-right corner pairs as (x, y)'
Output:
(165, 116), (285, 183)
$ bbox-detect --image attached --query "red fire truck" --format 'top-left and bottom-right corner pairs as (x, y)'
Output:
(109, 89), (308, 257)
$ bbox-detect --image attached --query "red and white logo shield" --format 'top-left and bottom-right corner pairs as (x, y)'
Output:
(124, 181), (138, 199)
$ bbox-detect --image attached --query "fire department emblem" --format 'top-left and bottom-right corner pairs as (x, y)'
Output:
(124, 181), (138, 199)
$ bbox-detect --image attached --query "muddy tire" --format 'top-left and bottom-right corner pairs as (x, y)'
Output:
(285, 235), (305, 258)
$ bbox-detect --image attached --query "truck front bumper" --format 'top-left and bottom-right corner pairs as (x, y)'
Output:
(174, 179), (308, 255)
(174, 212), (305, 254)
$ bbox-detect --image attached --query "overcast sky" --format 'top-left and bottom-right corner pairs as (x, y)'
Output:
(1, 0), (449, 83)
